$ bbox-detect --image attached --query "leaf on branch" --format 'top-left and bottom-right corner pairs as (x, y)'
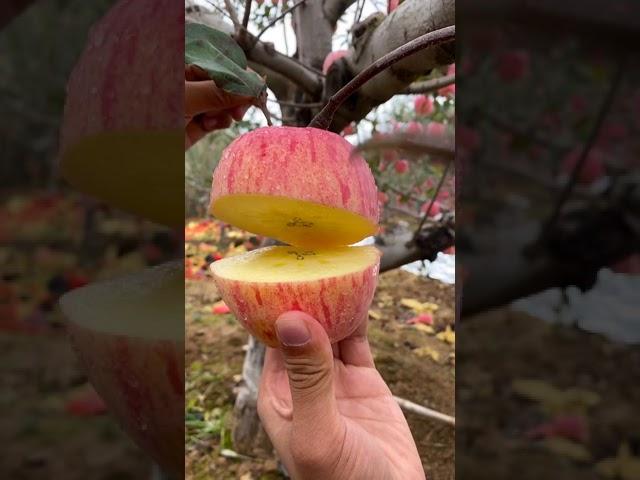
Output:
(185, 23), (266, 98)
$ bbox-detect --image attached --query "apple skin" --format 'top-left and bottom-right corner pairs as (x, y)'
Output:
(66, 323), (185, 477)
(322, 50), (349, 74)
(394, 159), (410, 174)
(60, 0), (182, 153)
(211, 126), (379, 227)
(212, 258), (380, 347)
(414, 95), (434, 116)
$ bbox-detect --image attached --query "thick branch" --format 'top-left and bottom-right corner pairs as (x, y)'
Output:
(241, 36), (323, 96)
(323, 0), (357, 25)
(326, 0), (455, 131)
(310, 25), (455, 129)
(404, 74), (455, 95)
(379, 220), (454, 272)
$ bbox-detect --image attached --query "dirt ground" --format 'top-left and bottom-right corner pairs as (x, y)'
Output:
(457, 308), (640, 479)
(185, 267), (456, 480)
(0, 330), (150, 479)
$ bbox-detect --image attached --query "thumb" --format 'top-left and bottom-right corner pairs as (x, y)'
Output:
(275, 311), (342, 436)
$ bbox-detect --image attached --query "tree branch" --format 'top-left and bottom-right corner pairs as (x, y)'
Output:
(254, 0), (308, 43)
(309, 25), (455, 129)
(414, 160), (452, 241)
(240, 35), (323, 96)
(323, 0), (357, 25)
(222, 0), (241, 28)
(241, 0), (252, 29)
(403, 74), (455, 95)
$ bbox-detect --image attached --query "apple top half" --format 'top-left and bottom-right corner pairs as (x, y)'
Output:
(58, 0), (184, 227)
(59, 261), (184, 341)
(210, 127), (380, 247)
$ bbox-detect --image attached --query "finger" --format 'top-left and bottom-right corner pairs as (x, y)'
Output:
(337, 316), (375, 368)
(185, 80), (252, 118)
(202, 113), (232, 131)
(274, 311), (343, 438)
(263, 346), (286, 376)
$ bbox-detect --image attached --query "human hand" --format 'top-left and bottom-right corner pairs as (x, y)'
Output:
(185, 65), (253, 149)
(258, 311), (425, 480)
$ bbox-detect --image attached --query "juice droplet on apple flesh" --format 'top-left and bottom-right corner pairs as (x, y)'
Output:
(211, 194), (378, 248)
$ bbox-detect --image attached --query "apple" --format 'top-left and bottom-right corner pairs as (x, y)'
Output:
(421, 200), (441, 216)
(212, 246), (380, 346)
(394, 159), (410, 174)
(388, 0), (400, 13)
(377, 191), (389, 205)
(59, 0), (183, 227)
(210, 127), (379, 248)
(209, 126), (381, 345)
(560, 148), (605, 184)
(414, 95), (434, 116)
(426, 122), (446, 136)
(341, 122), (356, 136)
(406, 121), (423, 135)
(497, 50), (530, 82)
(322, 50), (349, 75)
(59, 262), (185, 477)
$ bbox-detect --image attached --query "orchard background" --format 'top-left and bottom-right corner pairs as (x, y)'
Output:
(185, 0), (456, 478)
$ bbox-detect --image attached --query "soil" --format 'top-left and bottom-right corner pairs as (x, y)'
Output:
(186, 267), (456, 480)
(457, 308), (640, 479)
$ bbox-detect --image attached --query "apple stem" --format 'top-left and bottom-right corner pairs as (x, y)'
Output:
(255, 91), (273, 126)
(308, 25), (455, 131)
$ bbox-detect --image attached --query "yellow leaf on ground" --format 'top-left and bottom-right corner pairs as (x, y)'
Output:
(412, 324), (435, 334)
(511, 379), (600, 415)
(543, 437), (592, 463)
(596, 443), (640, 480)
(413, 346), (441, 362)
(368, 310), (382, 320)
(436, 326), (455, 344)
(400, 298), (439, 313)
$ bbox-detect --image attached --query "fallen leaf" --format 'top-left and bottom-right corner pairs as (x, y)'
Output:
(412, 324), (435, 334)
(596, 443), (640, 480)
(436, 326), (455, 344)
(368, 309), (382, 320)
(543, 437), (591, 463)
(512, 379), (600, 415)
(413, 346), (440, 362)
(401, 298), (439, 313)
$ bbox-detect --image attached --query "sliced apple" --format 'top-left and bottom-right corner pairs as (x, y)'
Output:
(210, 126), (379, 247)
(59, 0), (183, 227)
(59, 261), (184, 477)
(211, 246), (380, 346)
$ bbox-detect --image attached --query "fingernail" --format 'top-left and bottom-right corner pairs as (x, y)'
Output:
(276, 315), (311, 347)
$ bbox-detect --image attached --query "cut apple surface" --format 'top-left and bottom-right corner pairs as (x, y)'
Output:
(211, 194), (377, 248)
(59, 261), (184, 476)
(210, 126), (379, 246)
(60, 261), (184, 341)
(211, 246), (380, 346)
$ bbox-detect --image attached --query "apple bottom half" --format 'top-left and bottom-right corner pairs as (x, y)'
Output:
(212, 261), (380, 347)
(66, 323), (185, 477)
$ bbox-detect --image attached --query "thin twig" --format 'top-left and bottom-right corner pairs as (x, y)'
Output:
(223, 0), (241, 28)
(413, 160), (451, 242)
(241, 0), (252, 29)
(267, 97), (323, 108)
(403, 74), (455, 95)
(393, 396), (455, 426)
(309, 25), (455, 129)
(254, 0), (308, 43)
(202, 0), (233, 21)
(354, 135), (454, 161)
(539, 56), (626, 244)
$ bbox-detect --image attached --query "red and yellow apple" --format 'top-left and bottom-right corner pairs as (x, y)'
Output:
(59, 262), (185, 477)
(322, 50), (349, 74)
(59, 0), (183, 227)
(209, 127), (381, 345)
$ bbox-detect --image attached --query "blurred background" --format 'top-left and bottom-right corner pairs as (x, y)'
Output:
(1, 1), (178, 477)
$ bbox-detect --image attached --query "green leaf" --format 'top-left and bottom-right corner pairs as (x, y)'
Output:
(185, 23), (266, 98)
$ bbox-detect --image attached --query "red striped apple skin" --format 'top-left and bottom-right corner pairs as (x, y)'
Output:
(210, 127), (379, 226)
(66, 324), (185, 477)
(60, 0), (183, 152)
(212, 258), (380, 346)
